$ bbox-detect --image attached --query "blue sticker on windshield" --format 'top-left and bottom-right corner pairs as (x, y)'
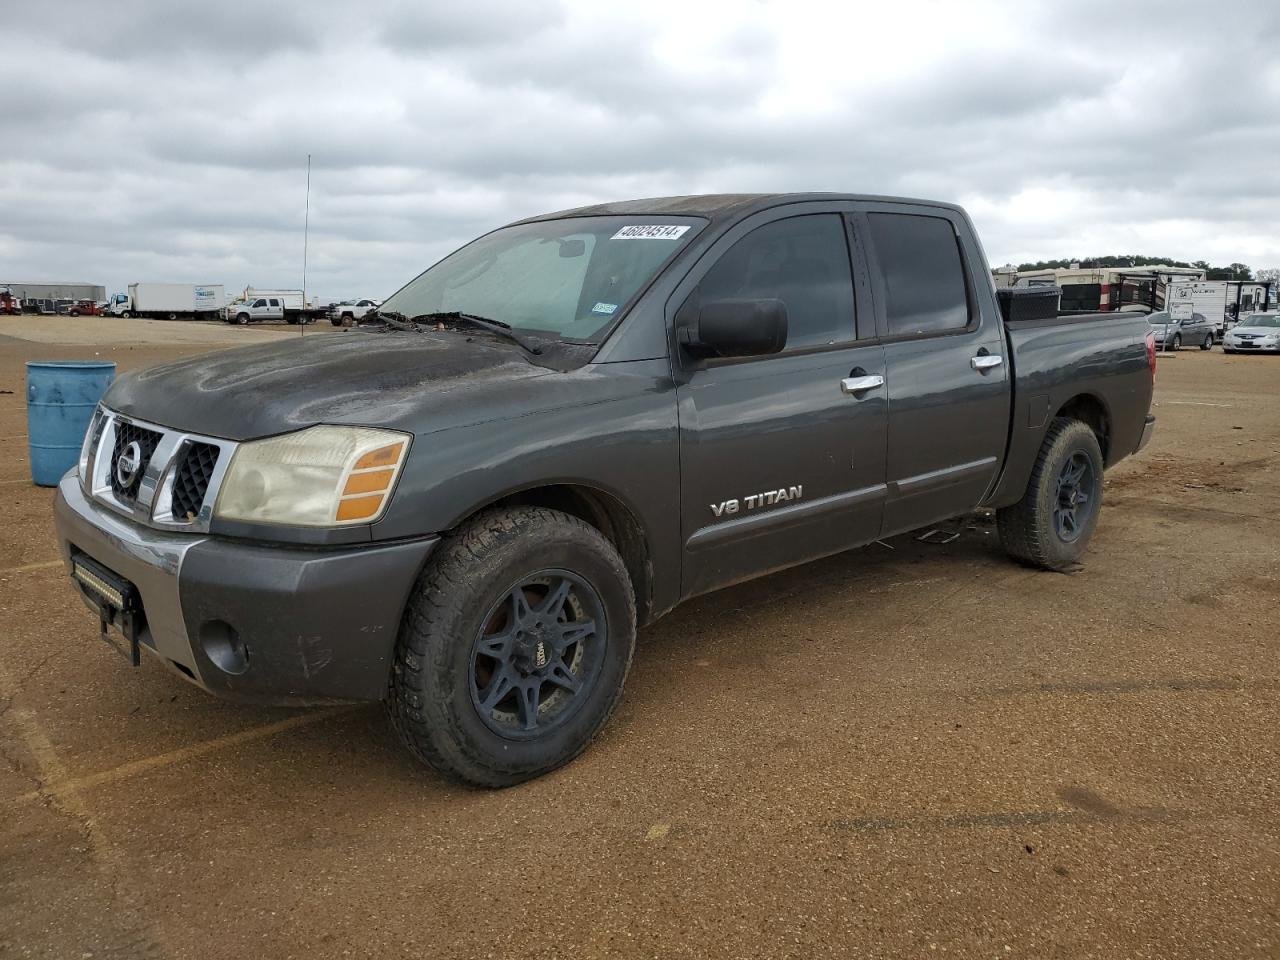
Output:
(591, 302), (618, 315)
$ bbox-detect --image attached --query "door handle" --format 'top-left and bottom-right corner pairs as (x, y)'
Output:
(971, 354), (1004, 372)
(841, 374), (885, 395)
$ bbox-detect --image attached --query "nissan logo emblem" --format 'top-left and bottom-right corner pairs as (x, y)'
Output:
(115, 440), (143, 489)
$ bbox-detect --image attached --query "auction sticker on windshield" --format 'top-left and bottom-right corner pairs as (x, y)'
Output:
(611, 225), (691, 240)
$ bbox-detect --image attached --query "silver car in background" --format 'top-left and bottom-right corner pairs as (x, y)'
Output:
(1223, 313), (1280, 353)
(1149, 311), (1214, 351)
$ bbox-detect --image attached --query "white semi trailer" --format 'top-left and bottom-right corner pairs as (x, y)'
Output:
(106, 283), (225, 320)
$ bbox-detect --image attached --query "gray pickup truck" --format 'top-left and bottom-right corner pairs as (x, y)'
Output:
(54, 193), (1156, 786)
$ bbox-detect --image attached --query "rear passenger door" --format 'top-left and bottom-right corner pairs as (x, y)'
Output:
(858, 206), (1011, 537)
(673, 205), (888, 598)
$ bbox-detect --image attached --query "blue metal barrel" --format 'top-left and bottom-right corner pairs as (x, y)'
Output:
(26, 361), (117, 486)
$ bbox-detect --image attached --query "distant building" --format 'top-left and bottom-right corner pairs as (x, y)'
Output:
(0, 281), (106, 302)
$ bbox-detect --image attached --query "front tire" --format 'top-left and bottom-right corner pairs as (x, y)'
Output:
(1201, 333), (1213, 350)
(998, 418), (1105, 571)
(388, 506), (636, 787)
(236, 313), (250, 325)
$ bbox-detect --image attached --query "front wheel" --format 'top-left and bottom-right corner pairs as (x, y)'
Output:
(236, 313), (250, 325)
(388, 506), (636, 787)
(1201, 333), (1213, 350)
(998, 418), (1105, 571)
(120, 310), (133, 319)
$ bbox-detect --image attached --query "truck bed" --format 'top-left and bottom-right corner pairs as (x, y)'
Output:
(986, 310), (1154, 509)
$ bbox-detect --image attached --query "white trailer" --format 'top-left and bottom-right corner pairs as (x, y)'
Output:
(1166, 281), (1274, 340)
(107, 283), (225, 320)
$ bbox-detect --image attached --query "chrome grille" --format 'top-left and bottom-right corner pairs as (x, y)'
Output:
(81, 407), (237, 533)
(108, 421), (163, 502)
(171, 442), (221, 521)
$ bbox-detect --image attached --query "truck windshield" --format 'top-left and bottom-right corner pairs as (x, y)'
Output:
(380, 216), (704, 342)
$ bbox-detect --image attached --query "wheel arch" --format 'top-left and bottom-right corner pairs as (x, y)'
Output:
(449, 481), (656, 626)
(1053, 392), (1112, 463)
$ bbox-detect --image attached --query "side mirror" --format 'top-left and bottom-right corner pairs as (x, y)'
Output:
(683, 298), (788, 359)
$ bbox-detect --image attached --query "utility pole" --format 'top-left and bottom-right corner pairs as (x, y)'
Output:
(301, 153), (311, 338)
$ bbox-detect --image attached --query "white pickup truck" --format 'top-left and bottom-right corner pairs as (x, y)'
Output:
(329, 299), (380, 326)
(224, 291), (326, 325)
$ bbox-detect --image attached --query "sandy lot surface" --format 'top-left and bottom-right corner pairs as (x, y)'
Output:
(0, 330), (1276, 959)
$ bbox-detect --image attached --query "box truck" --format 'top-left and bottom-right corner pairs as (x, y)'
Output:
(106, 284), (225, 320)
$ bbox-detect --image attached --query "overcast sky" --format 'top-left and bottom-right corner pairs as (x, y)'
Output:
(2, 0), (1277, 302)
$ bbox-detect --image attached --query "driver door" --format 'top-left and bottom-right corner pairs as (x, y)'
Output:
(673, 207), (888, 598)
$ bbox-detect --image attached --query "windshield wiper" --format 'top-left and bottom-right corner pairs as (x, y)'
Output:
(409, 311), (543, 355)
(364, 309), (420, 332)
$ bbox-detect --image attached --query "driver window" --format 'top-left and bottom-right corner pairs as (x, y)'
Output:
(698, 214), (856, 350)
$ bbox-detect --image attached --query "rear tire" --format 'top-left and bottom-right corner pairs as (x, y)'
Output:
(387, 506), (636, 787)
(998, 418), (1105, 571)
(1171, 333), (1181, 350)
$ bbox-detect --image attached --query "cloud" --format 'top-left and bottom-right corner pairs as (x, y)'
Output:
(2, 0), (1278, 302)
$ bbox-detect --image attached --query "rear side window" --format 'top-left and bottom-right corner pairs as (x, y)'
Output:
(867, 213), (970, 337)
(698, 214), (855, 350)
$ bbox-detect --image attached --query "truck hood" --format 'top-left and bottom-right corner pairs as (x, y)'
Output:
(104, 331), (576, 441)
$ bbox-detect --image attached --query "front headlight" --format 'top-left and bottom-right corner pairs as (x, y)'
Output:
(214, 425), (411, 527)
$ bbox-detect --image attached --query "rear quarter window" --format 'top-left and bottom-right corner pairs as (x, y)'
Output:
(867, 213), (970, 337)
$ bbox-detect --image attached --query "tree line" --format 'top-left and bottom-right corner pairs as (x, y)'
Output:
(1014, 256), (1258, 281)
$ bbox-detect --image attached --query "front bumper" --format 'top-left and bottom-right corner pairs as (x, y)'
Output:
(1223, 340), (1280, 352)
(53, 472), (438, 704)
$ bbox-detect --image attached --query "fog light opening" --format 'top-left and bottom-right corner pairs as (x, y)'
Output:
(199, 620), (249, 675)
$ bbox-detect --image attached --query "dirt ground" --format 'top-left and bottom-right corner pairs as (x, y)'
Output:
(0, 317), (1276, 959)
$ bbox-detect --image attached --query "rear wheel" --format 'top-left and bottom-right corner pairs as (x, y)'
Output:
(1171, 333), (1181, 350)
(387, 506), (636, 787)
(998, 418), (1104, 571)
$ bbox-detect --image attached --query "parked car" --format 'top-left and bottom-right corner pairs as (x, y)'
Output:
(1148, 310), (1214, 350)
(329, 299), (380, 326)
(54, 192), (1157, 787)
(1222, 313), (1280, 353)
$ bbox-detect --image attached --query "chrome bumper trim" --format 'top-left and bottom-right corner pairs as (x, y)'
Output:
(54, 472), (206, 680)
